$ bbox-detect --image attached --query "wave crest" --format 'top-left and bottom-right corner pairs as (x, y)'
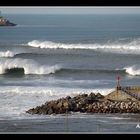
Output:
(0, 50), (15, 58)
(1, 58), (140, 76)
(0, 58), (61, 75)
(124, 65), (140, 76)
(27, 39), (140, 54)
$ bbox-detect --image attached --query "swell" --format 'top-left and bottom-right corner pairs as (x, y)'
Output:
(0, 58), (61, 75)
(4, 68), (25, 75)
(55, 68), (126, 75)
(3, 37), (140, 58)
(1, 68), (126, 76)
(0, 50), (15, 58)
(3, 66), (140, 76)
(124, 65), (140, 76)
(27, 39), (140, 54)
(56, 66), (140, 76)
(0, 58), (140, 76)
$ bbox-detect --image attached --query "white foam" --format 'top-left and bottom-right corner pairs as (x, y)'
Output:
(0, 50), (15, 57)
(0, 86), (113, 119)
(124, 65), (140, 76)
(27, 39), (140, 54)
(0, 58), (61, 75)
(0, 86), (113, 97)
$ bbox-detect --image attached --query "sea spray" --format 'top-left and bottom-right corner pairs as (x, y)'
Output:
(0, 86), (113, 118)
(0, 50), (15, 58)
(1, 58), (139, 76)
(124, 65), (140, 76)
(27, 39), (140, 54)
(0, 58), (61, 75)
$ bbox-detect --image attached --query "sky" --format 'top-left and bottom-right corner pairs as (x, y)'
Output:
(0, 7), (140, 14)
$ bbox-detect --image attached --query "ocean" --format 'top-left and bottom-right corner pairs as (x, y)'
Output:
(0, 14), (140, 132)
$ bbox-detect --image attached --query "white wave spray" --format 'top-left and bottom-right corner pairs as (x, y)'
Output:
(0, 86), (113, 119)
(27, 39), (140, 54)
(0, 50), (15, 58)
(124, 65), (140, 76)
(0, 58), (61, 75)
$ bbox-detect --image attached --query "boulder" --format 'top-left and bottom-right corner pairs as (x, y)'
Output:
(57, 101), (63, 108)
(66, 96), (71, 100)
(63, 101), (69, 108)
(96, 93), (104, 99)
(48, 108), (53, 115)
(89, 92), (96, 98)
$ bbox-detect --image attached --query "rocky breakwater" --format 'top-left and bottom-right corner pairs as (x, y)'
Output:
(26, 93), (140, 115)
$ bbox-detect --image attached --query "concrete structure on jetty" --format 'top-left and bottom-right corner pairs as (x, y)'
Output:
(107, 76), (140, 102)
(106, 86), (140, 102)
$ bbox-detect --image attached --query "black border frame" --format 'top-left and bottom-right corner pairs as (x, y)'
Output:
(1, 0), (140, 6)
(0, 0), (140, 138)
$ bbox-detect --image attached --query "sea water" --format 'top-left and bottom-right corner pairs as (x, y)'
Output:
(0, 14), (140, 132)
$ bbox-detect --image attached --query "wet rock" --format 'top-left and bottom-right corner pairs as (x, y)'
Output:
(57, 101), (63, 108)
(26, 108), (35, 114)
(48, 108), (53, 115)
(66, 96), (71, 100)
(89, 92), (96, 98)
(63, 101), (69, 108)
(26, 93), (140, 115)
(96, 93), (104, 99)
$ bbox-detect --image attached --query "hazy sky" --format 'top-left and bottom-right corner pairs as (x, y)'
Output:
(0, 7), (140, 14)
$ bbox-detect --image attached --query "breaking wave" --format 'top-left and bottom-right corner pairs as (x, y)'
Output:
(0, 50), (15, 58)
(124, 65), (140, 76)
(0, 58), (137, 76)
(27, 39), (140, 54)
(0, 58), (61, 75)
(1, 58), (140, 76)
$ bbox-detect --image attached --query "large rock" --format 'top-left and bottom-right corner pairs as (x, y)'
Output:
(57, 101), (63, 108)
(96, 93), (104, 99)
(63, 101), (69, 108)
(48, 108), (53, 115)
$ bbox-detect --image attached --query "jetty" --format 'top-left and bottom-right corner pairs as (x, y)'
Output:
(26, 87), (140, 115)
(26, 76), (140, 115)
(106, 76), (140, 102)
(106, 86), (140, 101)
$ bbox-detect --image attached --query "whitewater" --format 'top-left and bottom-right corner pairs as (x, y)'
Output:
(1, 58), (140, 76)
(27, 38), (140, 54)
(0, 85), (113, 119)
(0, 50), (15, 57)
(0, 58), (61, 75)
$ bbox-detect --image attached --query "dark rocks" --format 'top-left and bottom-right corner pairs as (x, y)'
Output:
(26, 92), (140, 115)
(96, 93), (104, 99)
(57, 101), (63, 108)
(66, 96), (71, 100)
(48, 108), (53, 115)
